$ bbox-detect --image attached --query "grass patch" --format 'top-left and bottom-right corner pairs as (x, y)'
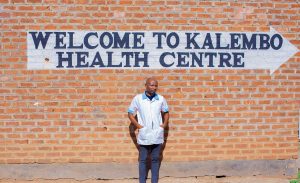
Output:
(290, 171), (300, 183)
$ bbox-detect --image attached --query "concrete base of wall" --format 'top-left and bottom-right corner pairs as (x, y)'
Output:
(0, 159), (296, 180)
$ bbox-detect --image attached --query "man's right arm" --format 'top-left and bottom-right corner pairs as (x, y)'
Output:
(128, 113), (143, 129)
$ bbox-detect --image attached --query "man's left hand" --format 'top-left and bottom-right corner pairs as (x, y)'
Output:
(160, 124), (167, 129)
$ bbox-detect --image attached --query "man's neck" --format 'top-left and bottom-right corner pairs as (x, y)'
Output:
(145, 91), (156, 101)
(145, 91), (155, 96)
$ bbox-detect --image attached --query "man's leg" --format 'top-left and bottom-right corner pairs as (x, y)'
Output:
(139, 145), (149, 183)
(150, 144), (162, 183)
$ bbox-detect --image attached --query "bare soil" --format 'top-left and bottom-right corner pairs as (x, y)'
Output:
(0, 176), (290, 183)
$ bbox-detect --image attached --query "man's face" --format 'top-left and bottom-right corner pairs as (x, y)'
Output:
(145, 80), (158, 95)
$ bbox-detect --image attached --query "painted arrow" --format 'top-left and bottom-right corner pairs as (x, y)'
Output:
(27, 28), (298, 74)
(241, 27), (298, 74)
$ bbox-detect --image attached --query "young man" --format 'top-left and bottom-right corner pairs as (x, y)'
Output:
(128, 77), (169, 183)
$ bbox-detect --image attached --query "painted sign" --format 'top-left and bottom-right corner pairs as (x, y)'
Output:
(27, 28), (298, 74)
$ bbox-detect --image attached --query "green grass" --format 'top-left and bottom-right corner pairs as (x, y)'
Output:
(290, 171), (300, 183)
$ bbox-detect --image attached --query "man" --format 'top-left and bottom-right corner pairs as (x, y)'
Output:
(128, 77), (169, 183)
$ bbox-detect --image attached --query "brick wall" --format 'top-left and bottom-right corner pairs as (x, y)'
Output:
(0, 0), (299, 164)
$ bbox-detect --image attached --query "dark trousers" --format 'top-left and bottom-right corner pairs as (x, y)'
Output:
(139, 144), (162, 183)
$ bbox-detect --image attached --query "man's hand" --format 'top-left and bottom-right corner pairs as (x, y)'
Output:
(160, 112), (169, 129)
(160, 124), (167, 129)
(128, 113), (144, 130)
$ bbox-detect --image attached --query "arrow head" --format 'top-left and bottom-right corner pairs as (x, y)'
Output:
(268, 27), (299, 74)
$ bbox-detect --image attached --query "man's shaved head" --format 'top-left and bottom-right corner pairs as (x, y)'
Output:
(145, 77), (158, 96)
(145, 77), (158, 85)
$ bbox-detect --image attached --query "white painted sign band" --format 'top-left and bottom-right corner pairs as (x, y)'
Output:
(27, 28), (298, 74)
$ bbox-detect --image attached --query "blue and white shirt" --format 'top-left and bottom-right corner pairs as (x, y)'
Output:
(128, 92), (169, 145)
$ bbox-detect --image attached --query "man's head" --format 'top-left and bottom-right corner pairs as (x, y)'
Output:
(145, 77), (158, 96)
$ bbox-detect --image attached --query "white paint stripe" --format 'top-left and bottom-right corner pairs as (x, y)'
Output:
(27, 28), (298, 74)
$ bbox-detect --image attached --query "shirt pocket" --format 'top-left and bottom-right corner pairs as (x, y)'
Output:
(138, 127), (148, 140)
(155, 127), (164, 140)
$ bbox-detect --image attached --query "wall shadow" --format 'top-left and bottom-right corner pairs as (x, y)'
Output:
(160, 124), (169, 162)
(128, 122), (139, 151)
(159, 122), (169, 179)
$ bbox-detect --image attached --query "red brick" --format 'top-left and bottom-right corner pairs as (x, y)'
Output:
(0, 0), (298, 164)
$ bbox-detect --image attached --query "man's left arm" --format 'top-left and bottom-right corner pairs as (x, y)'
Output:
(160, 111), (169, 129)
(160, 97), (169, 129)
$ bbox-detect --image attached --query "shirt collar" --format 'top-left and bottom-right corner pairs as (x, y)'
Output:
(142, 92), (159, 100)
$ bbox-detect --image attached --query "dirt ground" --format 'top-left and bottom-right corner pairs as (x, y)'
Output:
(0, 176), (290, 183)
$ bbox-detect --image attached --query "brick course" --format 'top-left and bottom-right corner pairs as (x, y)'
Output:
(0, 0), (299, 164)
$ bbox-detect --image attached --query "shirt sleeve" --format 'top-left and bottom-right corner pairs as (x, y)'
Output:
(128, 96), (138, 114)
(161, 97), (169, 113)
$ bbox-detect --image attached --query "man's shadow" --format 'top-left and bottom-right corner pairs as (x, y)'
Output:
(128, 114), (169, 179)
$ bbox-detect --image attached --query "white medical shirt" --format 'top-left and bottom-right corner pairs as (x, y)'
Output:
(128, 92), (169, 145)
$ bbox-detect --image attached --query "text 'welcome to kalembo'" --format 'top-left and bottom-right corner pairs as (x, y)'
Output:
(28, 31), (283, 69)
